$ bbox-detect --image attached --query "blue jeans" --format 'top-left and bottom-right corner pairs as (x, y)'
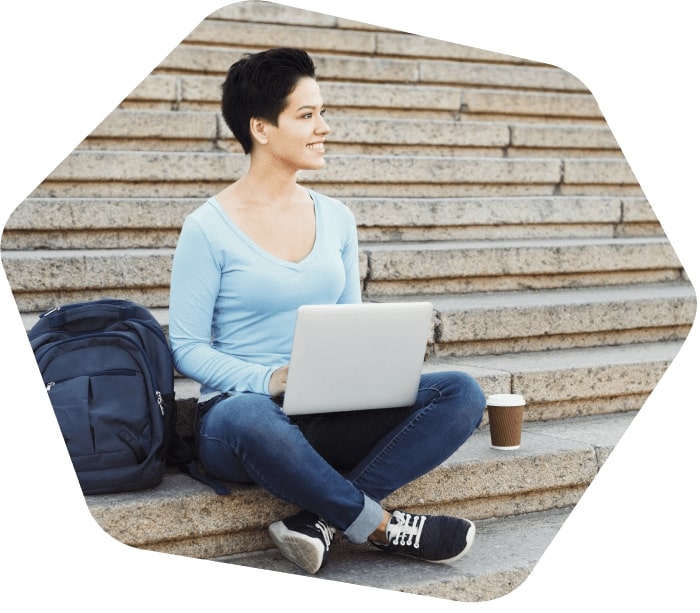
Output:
(196, 371), (485, 544)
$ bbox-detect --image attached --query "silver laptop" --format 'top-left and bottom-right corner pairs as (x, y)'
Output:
(282, 301), (433, 415)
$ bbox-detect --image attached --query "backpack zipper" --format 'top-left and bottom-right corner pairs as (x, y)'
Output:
(40, 305), (61, 318)
(156, 391), (165, 416)
(40, 334), (166, 416)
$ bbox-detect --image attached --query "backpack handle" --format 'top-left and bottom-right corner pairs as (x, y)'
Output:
(47, 301), (137, 332)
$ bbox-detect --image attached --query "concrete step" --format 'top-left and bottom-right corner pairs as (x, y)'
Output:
(169, 341), (682, 437)
(114, 7), (602, 122)
(1, 195), (662, 251)
(424, 341), (683, 420)
(85, 411), (632, 562)
(178, 3), (582, 106)
(216, 506), (572, 602)
(30, 151), (640, 199)
(78, 109), (621, 158)
(16, 302), (683, 428)
(118, 2), (604, 133)
(127, 72), (605, 123)
(3, 230), (692, 313)
(160, 43), (586, 93)
(363, 236), (685, 296)
(426, 283), (695, 355)
(191, 4), (529, 66)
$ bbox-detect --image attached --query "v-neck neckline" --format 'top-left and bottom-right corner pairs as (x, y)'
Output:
(210, 189), (319, 269)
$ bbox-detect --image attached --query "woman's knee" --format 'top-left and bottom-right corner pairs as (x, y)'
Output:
(197, 394), (290, 483)
(202, 393), (289, 441)
(442, 370), (486, 431)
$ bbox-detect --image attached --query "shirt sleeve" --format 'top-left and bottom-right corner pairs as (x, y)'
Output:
(168, 215), (273, 395)
(336, 204), (362, 305)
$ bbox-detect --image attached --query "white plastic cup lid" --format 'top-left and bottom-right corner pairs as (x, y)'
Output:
(486, 393), (526, 407)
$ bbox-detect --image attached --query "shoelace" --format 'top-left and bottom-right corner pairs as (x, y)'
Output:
(386, 511), (427, 549)
(314, 518), (335, 549)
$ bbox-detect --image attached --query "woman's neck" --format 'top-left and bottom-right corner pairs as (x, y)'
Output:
(238, 156), (302, 206)
(218, 171), (308, 211)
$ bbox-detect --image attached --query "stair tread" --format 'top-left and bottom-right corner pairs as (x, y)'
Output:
(17, 285), (694, 332)
(424, 281), (695, 309)
(17, 284), (694, 334)
(2, 235), (675, 258)
(216, 506), (572, 602)
(4, 233), (674, 254)
(84, 109), (617, 149)
(89, 411), (633, 510)
(85, 411), (633, 559)
(35, 149), (637, 188)
(131, 73), (604, 118)
(172, 341), (684, 391)
(426, 339), (684, 372)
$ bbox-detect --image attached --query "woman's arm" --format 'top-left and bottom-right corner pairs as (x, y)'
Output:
(168, 215), (274, 395)
(336, 205), (362, 305)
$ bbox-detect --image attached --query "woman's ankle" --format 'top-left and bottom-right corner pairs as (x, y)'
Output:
(368, 510), (392, 544)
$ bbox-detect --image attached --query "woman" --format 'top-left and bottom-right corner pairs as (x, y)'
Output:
(169, 47), (485, 575)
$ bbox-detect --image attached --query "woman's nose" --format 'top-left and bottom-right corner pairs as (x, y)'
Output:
(317, 115), (330, 134)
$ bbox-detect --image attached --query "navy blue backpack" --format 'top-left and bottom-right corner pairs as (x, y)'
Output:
(29, 299), (227, 495)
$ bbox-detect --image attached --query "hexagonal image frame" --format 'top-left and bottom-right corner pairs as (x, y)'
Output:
(1, 0), (696, 606)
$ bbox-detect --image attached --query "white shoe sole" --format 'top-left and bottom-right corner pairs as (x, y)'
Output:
(268, 520), (326, 574)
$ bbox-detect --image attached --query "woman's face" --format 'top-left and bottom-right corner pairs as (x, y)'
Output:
(262, 76), (331, 172)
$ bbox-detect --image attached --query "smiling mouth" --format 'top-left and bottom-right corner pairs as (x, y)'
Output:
(306, 143), (325, 151)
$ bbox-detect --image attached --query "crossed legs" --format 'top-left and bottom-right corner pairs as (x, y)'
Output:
(197, 371), (485, 546)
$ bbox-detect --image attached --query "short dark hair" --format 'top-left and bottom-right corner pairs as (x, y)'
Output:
(221, 47), (317, 154)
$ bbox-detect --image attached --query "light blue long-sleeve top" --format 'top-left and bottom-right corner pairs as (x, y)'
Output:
(168, 188), (361, 400)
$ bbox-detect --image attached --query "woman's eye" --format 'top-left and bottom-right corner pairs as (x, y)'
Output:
(301, 109), (326, 119)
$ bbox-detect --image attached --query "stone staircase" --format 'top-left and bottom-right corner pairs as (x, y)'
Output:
(1, 1), (695, 602)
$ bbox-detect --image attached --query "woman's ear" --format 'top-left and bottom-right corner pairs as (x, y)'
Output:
(249, 117), (269, 146)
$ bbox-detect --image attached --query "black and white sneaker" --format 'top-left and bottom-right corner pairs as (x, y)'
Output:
(268, 511), (335, 574)
(371, 510), (475, 564)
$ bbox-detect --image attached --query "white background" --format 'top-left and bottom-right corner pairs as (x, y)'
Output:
(2, 1), (697, 611)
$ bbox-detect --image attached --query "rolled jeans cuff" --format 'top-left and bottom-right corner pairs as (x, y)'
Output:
(343, 493), (384, 544)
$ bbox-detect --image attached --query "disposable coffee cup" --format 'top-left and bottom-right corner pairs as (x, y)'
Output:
(487, 394), (526, 450)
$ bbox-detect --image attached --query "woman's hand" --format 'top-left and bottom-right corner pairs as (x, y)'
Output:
(269, 365), (289, 397)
